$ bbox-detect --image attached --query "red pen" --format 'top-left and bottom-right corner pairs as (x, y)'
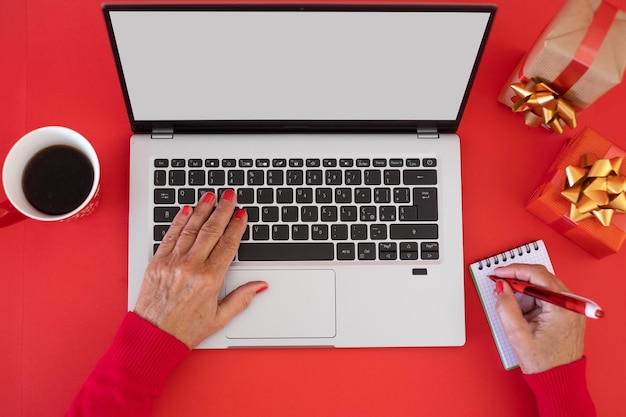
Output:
(489, 276), (605, 319)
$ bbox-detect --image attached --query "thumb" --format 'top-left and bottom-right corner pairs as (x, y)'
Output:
(215, 280), (268, 326)
(494, 280), (531, 347)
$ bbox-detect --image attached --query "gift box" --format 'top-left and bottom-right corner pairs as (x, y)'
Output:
(498, 0), (626, 134)
(527, 127), (626, 258)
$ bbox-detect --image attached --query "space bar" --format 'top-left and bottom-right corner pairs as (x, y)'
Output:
(238, 243), (334, 261)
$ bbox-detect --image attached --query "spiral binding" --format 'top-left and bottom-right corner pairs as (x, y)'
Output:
(477, 241), (540, 270)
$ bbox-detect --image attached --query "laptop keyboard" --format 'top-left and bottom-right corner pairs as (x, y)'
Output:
(153, 157), (439, 261)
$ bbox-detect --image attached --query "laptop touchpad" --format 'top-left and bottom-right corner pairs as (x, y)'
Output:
(225, 269), (336, 339)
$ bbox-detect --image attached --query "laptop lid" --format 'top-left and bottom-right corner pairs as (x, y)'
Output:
(102, 4), (495, 134)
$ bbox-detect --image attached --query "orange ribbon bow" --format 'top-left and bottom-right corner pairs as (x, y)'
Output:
(511, 79), (577, 134)
(561, 154), (626, 226)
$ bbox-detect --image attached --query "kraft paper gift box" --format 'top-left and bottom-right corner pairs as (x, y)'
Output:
(498, 0), (626, 134)
(526, 127), (626, 258)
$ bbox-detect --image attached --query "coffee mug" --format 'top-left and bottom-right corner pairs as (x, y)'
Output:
(0, 126), (100, 227)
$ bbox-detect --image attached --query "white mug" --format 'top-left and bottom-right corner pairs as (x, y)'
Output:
(0, 126), (100, 227)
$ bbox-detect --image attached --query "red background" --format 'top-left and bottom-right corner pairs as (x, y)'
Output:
(1, 0), (625, 416)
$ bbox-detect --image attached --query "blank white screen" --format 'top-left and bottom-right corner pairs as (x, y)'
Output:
(110, 10), (490, 121)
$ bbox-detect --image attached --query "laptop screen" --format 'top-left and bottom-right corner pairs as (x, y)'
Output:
(104, 5), (494, 132)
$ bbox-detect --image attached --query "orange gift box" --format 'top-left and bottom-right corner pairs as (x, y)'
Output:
(526, 127), (626, 258)
(498, 0), (626, 133)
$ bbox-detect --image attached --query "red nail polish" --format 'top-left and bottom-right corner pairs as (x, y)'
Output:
(202, 192), (215, 204)
(181, 205), (192, 215)
(256, 285), (269, 294)
(222, 189), (235, 201)
(494, 280), (504, 296)
(235, 208), (246, 219)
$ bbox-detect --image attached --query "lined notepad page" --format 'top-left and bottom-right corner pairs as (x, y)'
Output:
(469, 240), (554, 370)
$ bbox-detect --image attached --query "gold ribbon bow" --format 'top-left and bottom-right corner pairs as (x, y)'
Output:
(511, 79), (577, 134)
(561, 154), (626, 226)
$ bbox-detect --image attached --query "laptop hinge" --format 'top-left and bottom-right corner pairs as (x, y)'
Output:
(417, 128), (439, 139)
(151, 128), (174, 139)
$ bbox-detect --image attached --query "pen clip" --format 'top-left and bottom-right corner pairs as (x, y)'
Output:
(561, 292), (604, 319)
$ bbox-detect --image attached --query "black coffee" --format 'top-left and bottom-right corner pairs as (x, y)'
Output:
(22, 145), (94, 215)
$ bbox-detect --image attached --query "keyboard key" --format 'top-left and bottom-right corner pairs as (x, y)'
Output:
(379, 242), (397, 260)
(154, 159), (168, 168)
(339, 158), (353, 167)
(316, 188), (333, 204)
(325, 170), (342, 185)
(356, 158), (370, 167)
(335, 188), (351, 203)
(394, 188), (411, 203)
(281, 206), (298, 222)
(400, 242), (419, 260)
(351, 224), (368, 240)
(289, 158), (304, 167)
(237, 188), (255, 204)
(321, 206), (338, 222)
(413, 188), (438, 221)
(364, 170), (381, 185)
(332, 224), (349, 240)
(267, 170), (284, 185)
(228, 170), (245, 186)
(154, 225), (170, 241)
(208, 170), (225, 185)
(306, 170), (323, 185)
(406, 159), (420, 167)
(154, 170), (166, 186)
(355, 188), (372, 203)
(306, 158), (321, 167)
(389, 158), (404, 167)
(154, 188), (175, 204)
(423, 158), (437, 167)
(403, 169), (437, 185)
(247, 170), (265, 185)
(301, 206), (318, 222)
(311, 224), (329, 240)
(241, 225), (250, 240)
(296, 188), (314, 203)
(340, 206), (357, 221)
(292, 224), (309, 240)
(360, 206), (377, 221)
(272, 225), (289, 240)
(345, 170), (361, 185)
(373, 159), (387, 167)
(262, 206), (279, 222)
(252, 224), (270, 240)
(189, 170), (206, 186)
(257, 188), (274, 204)
(169, 170), (186, 185)
(358, 243), (376, 260)
(171, 159), (185, 167)
(239, 159), (254, 167)
(205, 159), (219, 167)
(154, 207), (180, 223)
(384, 170), (401, 185)
(379, 206), (396, 221)
(287, 170), (304, 185)
(323, 158), (337, 167)
(390, 224), (438, 239)
(255, 158), (270, 167)
(177, 188), (195, 204)
(374, 188), (391, 203)
(399, 206), (418, 221)
(238, 243), (333, 261)
(222, 159), (236, 168)
(272, 158), (287, 167)
(244, 206), (260, 222)
(188, 159), (203, 167)
(370, 224), (388, 240)
(337, 243), (356, 260)
(276, 188), (294, 203)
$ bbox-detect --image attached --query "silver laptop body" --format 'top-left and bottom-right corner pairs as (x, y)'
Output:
(103, 4), (495, 348)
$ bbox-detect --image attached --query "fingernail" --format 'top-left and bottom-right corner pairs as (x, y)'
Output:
(235, 208), (246, 219)
(181, 205), (192, 215)
(256, 285), (269, 294)
(222, 189), (235, 202)
(202, 192), (215, 204)
(494, 280), (504, 296)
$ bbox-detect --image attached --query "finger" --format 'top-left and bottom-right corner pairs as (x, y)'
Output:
(172, 192), (217, 255)
(494, 280), (533, 348)
(188, 189), (237, 260)
(493, 264), (570, 292)
(204, 208), (248, 278)
(154, 205), (193, 257)
(214, 280), (269, 329)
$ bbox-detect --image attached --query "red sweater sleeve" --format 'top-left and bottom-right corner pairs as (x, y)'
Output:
(65, 312), (190, 417)
(523, 356), (596, 417)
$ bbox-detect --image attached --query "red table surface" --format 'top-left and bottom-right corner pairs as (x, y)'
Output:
(1, 0), (625, 416)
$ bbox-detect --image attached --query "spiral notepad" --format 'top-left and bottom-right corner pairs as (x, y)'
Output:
(469, 240), (554, 370)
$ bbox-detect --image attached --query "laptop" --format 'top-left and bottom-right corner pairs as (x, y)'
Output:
(103, 4), (495, 348)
